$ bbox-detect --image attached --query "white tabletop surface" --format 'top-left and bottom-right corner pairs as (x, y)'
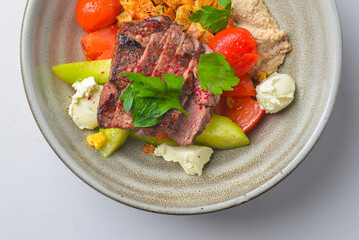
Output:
(1, 1), (358, 239)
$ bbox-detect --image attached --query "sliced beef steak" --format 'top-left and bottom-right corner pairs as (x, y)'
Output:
(98, 16), (172, 129)
(98, 16), (220, 146)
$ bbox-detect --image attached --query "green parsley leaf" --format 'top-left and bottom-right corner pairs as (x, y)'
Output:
(188, 0), (232, 33)
(197, 52), (240, 95)
(120, 73), (188, 128)
(219, 0), (232, 10)
(155, 74), (188, 115)
(121, 84), (134, 112)
(131, 98), (161, 128)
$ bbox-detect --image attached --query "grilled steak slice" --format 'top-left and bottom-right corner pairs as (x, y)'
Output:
(98, 16), (220, 146)
(98, 16), (172, 129)
(168, 80), (220, 145)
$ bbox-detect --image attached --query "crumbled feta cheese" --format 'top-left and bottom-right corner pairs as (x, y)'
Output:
(154, 143), (213, 176)
(68, 77), (103, 129)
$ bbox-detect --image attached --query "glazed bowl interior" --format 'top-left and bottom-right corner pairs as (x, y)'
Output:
(21, 0), (342, 214)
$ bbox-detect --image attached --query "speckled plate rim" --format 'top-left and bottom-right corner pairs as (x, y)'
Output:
(20, 0), (342, 215)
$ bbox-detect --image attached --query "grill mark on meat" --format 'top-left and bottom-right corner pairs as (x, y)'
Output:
(159, 26), (183, 75)
(134, 34), (155, 71)
(151, 27), (175, 77)
(134, 33), (164, 76)
(175, 32), (186, 55)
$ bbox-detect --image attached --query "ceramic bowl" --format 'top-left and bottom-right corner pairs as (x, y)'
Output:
(21, 0), (342, 214)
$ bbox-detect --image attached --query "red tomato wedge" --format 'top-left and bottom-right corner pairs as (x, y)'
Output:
(81, 24), (118, 61)
(207, 28), (260, 77)
(223, 74), (256, 97)
(221, 97), (265, 132)
(76, 0), (122, 33)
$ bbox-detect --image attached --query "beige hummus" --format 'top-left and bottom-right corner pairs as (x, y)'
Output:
(232, 0), (292, 79)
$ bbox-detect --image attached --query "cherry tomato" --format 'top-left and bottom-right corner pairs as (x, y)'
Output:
(76, 0), (122, 33)
(221, 97), (264, 132)
(207, 28), (260, 77)
(81, 24), (118, 61)
(223, 74), (256, 97)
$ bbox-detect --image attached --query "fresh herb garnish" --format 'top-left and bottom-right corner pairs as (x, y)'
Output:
(131, 97), (160, 128)
(120, 72), (188, 128)
(188, 0), (232, 33)
(197, 52), (240, 95)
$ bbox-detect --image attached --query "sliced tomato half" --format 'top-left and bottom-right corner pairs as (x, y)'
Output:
(221, 97), (265, 132)
(223, 74), (256, 98)
(81, 24), (118, 61)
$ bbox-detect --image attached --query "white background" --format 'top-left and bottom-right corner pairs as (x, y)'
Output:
(1, 1), (358, 239)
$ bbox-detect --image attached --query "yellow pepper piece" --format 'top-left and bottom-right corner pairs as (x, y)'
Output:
(87, 132), (107, 150)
